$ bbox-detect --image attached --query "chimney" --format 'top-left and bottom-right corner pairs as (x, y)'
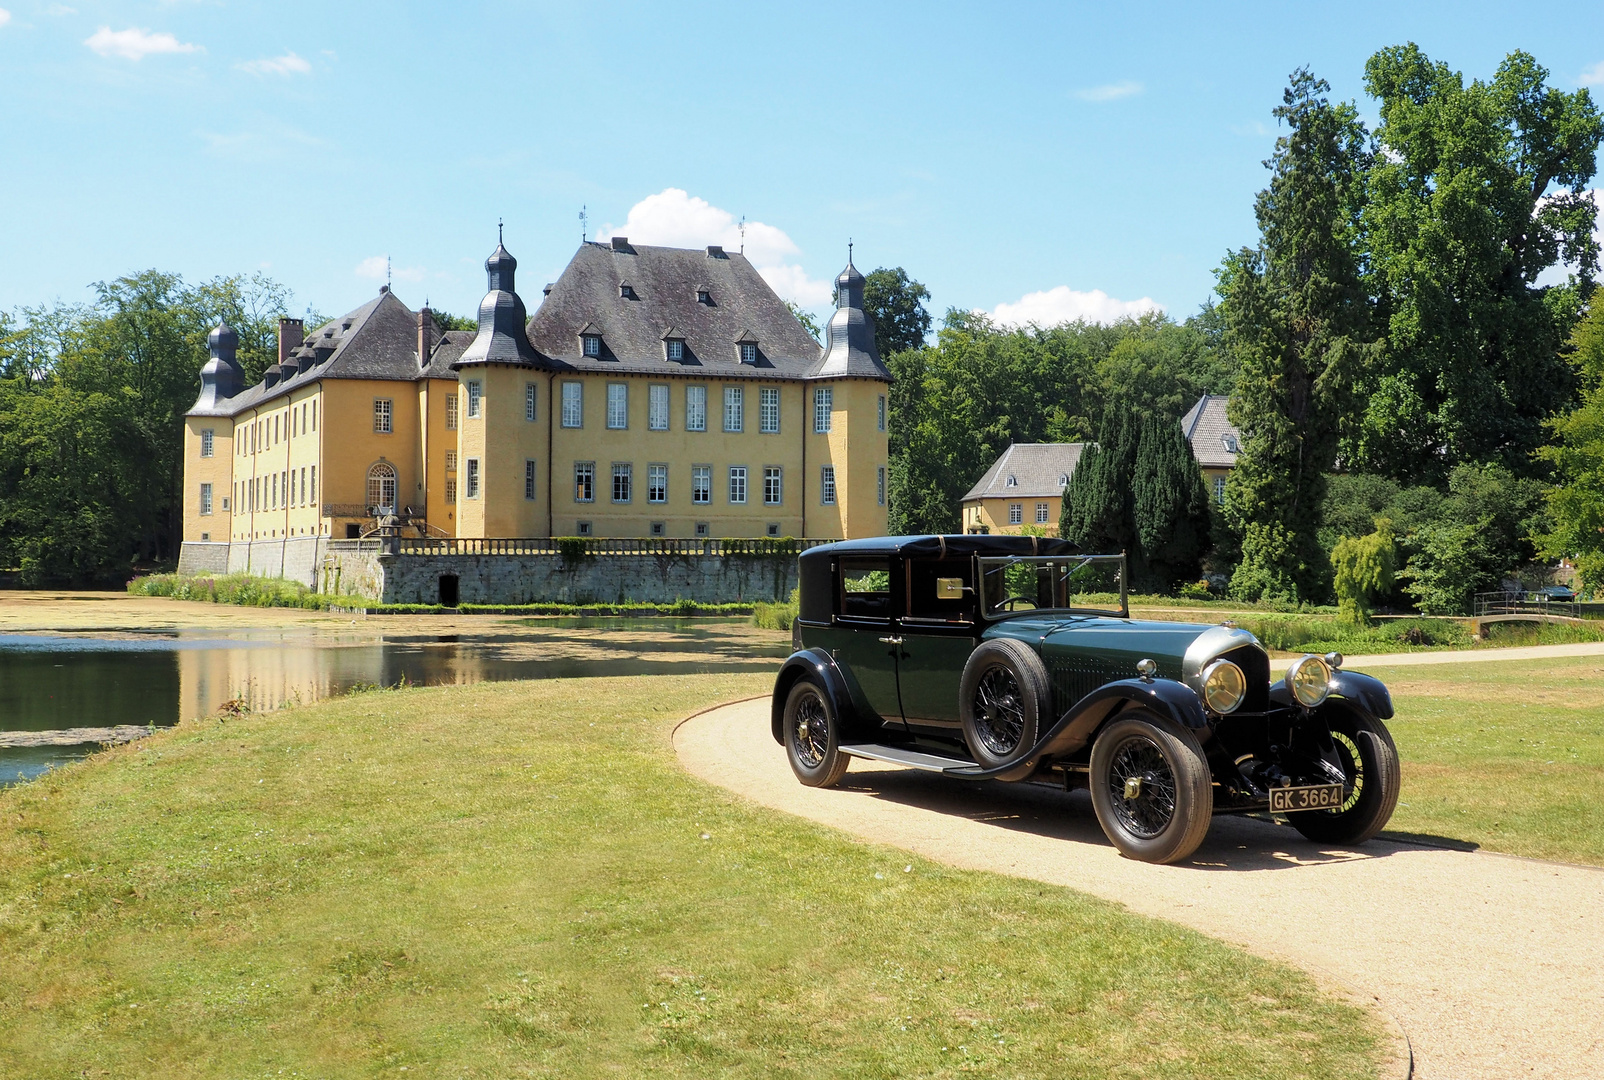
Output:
(418, 308), (435, 369)
(277, 317), (304, 366)
(611, 236), (631, 252)
(706, 245), (725, 258)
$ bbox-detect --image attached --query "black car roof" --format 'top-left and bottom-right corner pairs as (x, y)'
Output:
(801, 535), (1081, 560)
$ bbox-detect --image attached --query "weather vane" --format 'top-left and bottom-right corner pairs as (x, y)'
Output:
(579, 205), (588, 243)
(386, 255), (391, 288)
(498, 217), (504, 245)
(739, 215), (746, 254)
(848, 238), (853, 263)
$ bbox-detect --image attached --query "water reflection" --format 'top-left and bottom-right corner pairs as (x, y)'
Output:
(0, 619), (786, 786)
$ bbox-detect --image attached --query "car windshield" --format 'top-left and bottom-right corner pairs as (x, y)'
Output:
(977, 554), (1128, 619)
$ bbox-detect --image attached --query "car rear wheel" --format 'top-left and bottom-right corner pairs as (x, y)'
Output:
(1289, 709), (1401, 846)
(1089, 712), (1213, 864)
(958, 638), (1051, 769)
(783, 678), (850, 788)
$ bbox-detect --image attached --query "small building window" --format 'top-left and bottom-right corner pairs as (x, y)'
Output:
(1009, 502), (1023, 525)
(692, 465), (712, 505)
(466, 380), (482, 418)
(606, 382), (628, 429)
(878, 466), (886, 506)
(311, 465), (317, 502)
(200, 483), (213, 515)
(374, 398), (393, 434)
(723, 386), (743, 432)
(221, 496), (230, 512)
(1005, 474), (1017, 487)
(740, 342), (757, 364)
(1059, 473), (1069, 488)
(583, 334), (601, 357)
(877, 395), (886, 432)
(651, 521), (666, 536)
(445, 450), (458, 471)
(1214, 475), (1227, 506)
(200, 429), (214, 457)
(575, 462), (595, 502)
(814, 387), (832, 433)
(759, 387), (780, 433)
(445, 478), (457, 504)
(525, 459), (537, 501)
(465, 458), (480, 499)
(620, 284), (638, 300)
(312, 400), (318, 431)
(820, 465), (837, 505)
(525, 383), (537, 422)
(562, 381), (583, 427)
(446, 393), (458, 430)
(728, 466), (747, 504)
(612, 463), (632, 503)
(695, 521), (709, 537)
(577, 521), (592, 536)
(648, 384), (670, 430)
(686, 385), (707, 432)
(763, 466), (782, 505)
(1036, 502), (1049, 523)
(696, 289), (710, 304)
(666, 339), (684, 361)
(648, 463), (667, 503)
(767, 523), (780, 537)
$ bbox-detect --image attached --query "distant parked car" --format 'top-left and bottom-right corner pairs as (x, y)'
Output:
(771, 535), (1401, 864)
(1529, 585), (1577, 602)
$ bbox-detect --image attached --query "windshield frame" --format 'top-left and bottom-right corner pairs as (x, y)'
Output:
(975, 553), (1129, 621)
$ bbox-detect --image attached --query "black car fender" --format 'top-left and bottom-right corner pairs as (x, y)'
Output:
(770, 648), (858, 745)
(948, 677), (1209, 781)
(1268, 669), (1394, 719)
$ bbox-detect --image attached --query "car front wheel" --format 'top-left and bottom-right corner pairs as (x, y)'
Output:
(958, 638), (1051, 769)
(1289, 709), (1401, 846)
(783, 678), (850, 788)
(1089, 712), (1213, 864)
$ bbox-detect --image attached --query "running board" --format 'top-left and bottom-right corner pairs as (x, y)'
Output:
(839, 744), (979, 774)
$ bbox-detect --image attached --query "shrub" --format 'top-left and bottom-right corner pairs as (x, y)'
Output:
(1331, 518), (1397, 625)
(751, 588), (799, 631)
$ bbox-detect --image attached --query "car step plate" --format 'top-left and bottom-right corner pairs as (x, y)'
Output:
(839, 744), (978, 774)
(1270, 783), (1346, 813)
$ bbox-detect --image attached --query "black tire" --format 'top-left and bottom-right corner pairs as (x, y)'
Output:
(783, 679), (850, 788)
(1089, 711), (1214, 864)
(958, 638), (1052, 769)
(1290, 709), (1401, 846)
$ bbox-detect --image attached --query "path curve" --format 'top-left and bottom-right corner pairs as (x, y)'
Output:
(676, 698), (1604, 1080)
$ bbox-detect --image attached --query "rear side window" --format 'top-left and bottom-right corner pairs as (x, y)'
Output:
(906, 559), (973, 624)
(838, 557), (892, 621)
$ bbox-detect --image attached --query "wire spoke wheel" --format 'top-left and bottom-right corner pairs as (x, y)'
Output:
(1106, 734), (1179, 839)
(783, 679), (849, 788)
(792, 692), (829, 769)
(972, 666), (1025, 757)
(1327, 730), (1364, 814)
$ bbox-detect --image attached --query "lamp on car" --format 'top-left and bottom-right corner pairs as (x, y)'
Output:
(1201, 660), (1247, 714)
(1287, 655), (1333, 708)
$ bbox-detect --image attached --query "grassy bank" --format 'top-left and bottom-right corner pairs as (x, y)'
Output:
(0, 676), (1381, 1079)
(1381, 655), (1604, 865)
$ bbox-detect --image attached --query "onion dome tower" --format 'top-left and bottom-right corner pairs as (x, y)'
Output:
(192, 321), (243, 409)
(814, 254), (889, 379)
(455, 234), (541, 367)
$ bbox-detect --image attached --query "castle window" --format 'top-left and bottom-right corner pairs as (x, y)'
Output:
(606, 383), (628, 429)
(577, 521), (592, 536)
(620, 284), (637, 300)
(1005, 475), (1017, 487)
(686, 385), (707, 431)
(465, 458), (480, 499)
(878, 395), (886, 432)
(666, 338), (684, 361)
(648, 384), (669, 430)
(310, 465), (317, 503)
(1214, 475), (1227, 506)
(648, 464), (667, 503)
(878, 466), (886, 506)
(767, 523), (780, 537)
(562, 381), (583, 427)
(373, 398), (393, 434)
(1009, 503), (1023, 525)
(814, 387), (833, 433)
(820, 465), (836, 505)
(651, 521), (665, 536)
(611, 463), (632, 503)
(740, 342), (757, 364)
(728, 466), (747, 504)
(763, 466), (782, 505)
(446, 393), (458, 430)
(583, 334), (601, 357)
(759, 387), (780, 433)
(525, 383), (537, 422)
(201, 429), (214, 457)
(692, 465), (711, 505)
(444, 478), (457, 504)
(200, 483), (213, 515)
(695, 521), (709, 537)
(445, 451), (457, 471)
(1059, 474), (1069, 488)
(466, 380), (482, 418)
(368, 462), (398, 510)
(1036, 502), (1049, 523)
(525, 459), (537, 501)
(723, 386), (743, 432)
(697, 289), (710, 304)
(575, 462), (595, 502)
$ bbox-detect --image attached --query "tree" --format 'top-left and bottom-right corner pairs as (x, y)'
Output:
(1218, 69), (1375, 603)
(428, 309), (479, 333)
(1132, 414), (1212, 589)
(1060, 410), (1137, 559)
(1351, 45), (1603, 483)
(862, 267), (931, 357)
(1331, 519), (1397, 625)
(1401, 463), (1547, 613)
(1537, 299), (1604, 586)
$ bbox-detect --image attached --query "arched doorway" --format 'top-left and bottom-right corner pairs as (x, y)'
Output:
(367, 462), (397, 512)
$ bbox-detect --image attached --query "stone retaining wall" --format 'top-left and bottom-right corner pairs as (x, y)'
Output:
(378, 550), (797, 605)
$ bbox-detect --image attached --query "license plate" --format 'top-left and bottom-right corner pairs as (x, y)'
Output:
(1270, 784), (1345, 813)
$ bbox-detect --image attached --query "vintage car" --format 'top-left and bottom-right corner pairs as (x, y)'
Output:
(771, 535), (1400, 864)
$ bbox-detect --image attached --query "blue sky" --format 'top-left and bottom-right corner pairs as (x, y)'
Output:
(2, 1), (1601, 331)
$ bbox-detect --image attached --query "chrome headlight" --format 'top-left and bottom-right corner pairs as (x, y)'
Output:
(1287, 654), (1332, 708)
(1201, 660), (1247, 714)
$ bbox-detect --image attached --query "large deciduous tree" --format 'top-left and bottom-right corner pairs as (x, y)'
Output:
(1219, 69), (1375, 603)
(1538, 299), (1604, 586)
(1353, 45), (1602, 483)
(862, 267), (932, 358)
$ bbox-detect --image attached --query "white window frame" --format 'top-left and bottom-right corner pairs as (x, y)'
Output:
(1214, 475), (1227, 506)
(611, 462), (632, 503)
(647, 463), (667, 503)
(814, 387), (833, 433)
(562, 381), (583, 428)
(525, 459), (537, 501)
(525, 383), (537, 422)
(200, 483), (213, 515)
(575, 462), (595, 503)
(465, 458), (480, 499)
(466, 381), (482, 419)
(373, 397), (393, 434)
(583, 334), (601, 357)
(666, 338), (684, 361)
(759, 386), (780, 433)
(692, 465), (712, 505)
(1036, 502), (1050, 524)
(686, 385), (707, 432)
(648, 383), (670, 431)
(820, 465), (836, 505)
(310, 465), (316, 503)
(445, 393), (458, 430)
(878, 395), (886, 432)
(607, 382), (628, 429)
(1009, 502), (1023, 525)
(200, 429), (214, 457)
(763, 466), (782, 505)
(728, 466), (747, 504)
(878, 466), (886, 507)
(723, 385), (743, 433)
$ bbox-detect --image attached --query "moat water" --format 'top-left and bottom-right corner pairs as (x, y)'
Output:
(0, 618), (787, 786)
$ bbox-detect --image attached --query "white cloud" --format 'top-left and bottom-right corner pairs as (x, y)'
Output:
(238, 51), (311, 76)
(84, 26), (201, 60)
(988, 286), (1162, 328)
(1076, 80), (1143, 102)
(598, 188), (833, 306)
(355, 256), (424, 285)
(1580, 61), (1604, 87)
(0, 9), (11, 27)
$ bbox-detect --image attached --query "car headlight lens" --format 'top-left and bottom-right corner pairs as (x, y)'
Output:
(1287, 654), (1332, 708)
(1201, 660), (1247, 714)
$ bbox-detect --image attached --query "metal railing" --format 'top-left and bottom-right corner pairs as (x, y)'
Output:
(1473, 591), (1592, 619)
(396, 536), (834, 557)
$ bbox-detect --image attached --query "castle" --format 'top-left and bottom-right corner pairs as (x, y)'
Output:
(180, 236), (890, 580)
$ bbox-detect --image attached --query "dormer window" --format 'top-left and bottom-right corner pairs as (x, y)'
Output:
(583, 334), (601, 357)
(696, 289), (711, 304)
(1058, 473), (1069, 487)
(741, 343), (757, 364)
(1005, 475), (1018, 487)
(667, 339), (684, 361)
(620, 283), (638, 300)
(1222, 433), (1239, 453)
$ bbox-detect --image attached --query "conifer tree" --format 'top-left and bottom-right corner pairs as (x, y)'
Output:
(1132, 414), (1212, 589)
(1060, 410), (1137, 558)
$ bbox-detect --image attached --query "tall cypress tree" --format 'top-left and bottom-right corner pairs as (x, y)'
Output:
(1133, 414), (1212, 590)
(1060, 410), (1137, 557)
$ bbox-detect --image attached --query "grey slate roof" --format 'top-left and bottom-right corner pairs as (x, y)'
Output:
(1181, 394), (1240, 469)
(456, 243), (543, 369)
(815, 260), (889, 379)
(524, 241), (871, 381)
(962, 443), (1086, 502)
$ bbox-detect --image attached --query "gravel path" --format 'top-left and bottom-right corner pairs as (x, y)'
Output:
(677, 697), (1604, 1080)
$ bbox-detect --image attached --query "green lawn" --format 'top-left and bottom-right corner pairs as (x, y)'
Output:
(1379, 656), (1604, 865)
(0, 675), (1384, 1079)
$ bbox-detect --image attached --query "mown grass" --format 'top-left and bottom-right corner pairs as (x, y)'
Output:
(0, 675), (1383, 1079)
(1380, 656), (1604, 866)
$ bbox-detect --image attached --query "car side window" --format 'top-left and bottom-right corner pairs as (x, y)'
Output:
(839, 557), (892, 621)
(905, 559), (973, 624)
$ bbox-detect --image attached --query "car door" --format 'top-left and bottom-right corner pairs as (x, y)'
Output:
(826, 554), (907, 732)
(895, 557), (980, 732)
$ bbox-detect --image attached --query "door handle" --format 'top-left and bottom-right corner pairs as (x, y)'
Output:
(878, 636), (903, 645)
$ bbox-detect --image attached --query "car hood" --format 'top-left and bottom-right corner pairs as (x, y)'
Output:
(982, 615), (1217, 681)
